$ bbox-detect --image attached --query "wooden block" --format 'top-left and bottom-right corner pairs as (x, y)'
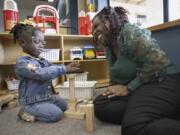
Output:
(0, 94), (14, 104)
(83, 99), (88, 104)
(0, 103), (2, 112)
(64, 110), (85, 119)
(8, 99), (18, 109)
(79, 104), (86, 113)
(68, 101), (77, 112)
(88, 100), (93, 104)
(0, 94), (15, 112)
(85, 104), (94, 133)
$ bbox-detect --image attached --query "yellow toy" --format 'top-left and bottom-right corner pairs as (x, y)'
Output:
(83, 45), (96, 59)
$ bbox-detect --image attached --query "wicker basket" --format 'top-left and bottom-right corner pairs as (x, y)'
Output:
(59, 81), (96, 99)
(40, 49), (60, 61)
(5, 79), (19, 90)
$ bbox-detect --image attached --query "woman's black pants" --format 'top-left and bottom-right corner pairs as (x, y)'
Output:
(93, 74), (180, 135)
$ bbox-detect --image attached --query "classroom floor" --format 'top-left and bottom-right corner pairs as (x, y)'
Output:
(0, 107), (121, 135)
(0, 88), (121, 135)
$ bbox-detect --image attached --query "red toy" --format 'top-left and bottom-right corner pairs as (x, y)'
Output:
(33, 5), (59, 34)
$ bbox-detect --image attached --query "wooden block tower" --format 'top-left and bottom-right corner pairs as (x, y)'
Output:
(64, 74), (94, 133)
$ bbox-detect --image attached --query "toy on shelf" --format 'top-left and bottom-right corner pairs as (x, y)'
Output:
(86, 0), (95, 12)
(40, 49), (60, 62)
(5, 77), (19, 91)
(78, 10), (92, 35)
(33, 5), (59, 34)
(83, 45), (96, 59)
(22, 16), (35, 26)
(3, 0), (19, 32)
(95, 48), (106, 59)
(70, 47), (83, 60)
(64, 74), (95, 133)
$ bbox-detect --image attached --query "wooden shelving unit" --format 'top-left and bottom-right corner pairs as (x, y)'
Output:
(0, 33), (109, 95)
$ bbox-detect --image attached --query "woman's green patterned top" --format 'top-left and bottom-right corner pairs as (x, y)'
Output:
(107, 23), (177, 91)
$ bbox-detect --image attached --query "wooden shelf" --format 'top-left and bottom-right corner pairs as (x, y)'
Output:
(95, 79), (109, 88)
(0, 61), (16, 65)
(0, 61), (63, 65)
(62, 35), (93, 40)
(0, 89), (18, 96)
(0, 33), (109, 96)
(63, 59), (107, 63)
(0, 33), (13, 39)
(148, 19), (180, 32)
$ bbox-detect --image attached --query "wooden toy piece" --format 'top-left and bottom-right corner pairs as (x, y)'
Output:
(68, 74), (75, 100)
(64, 74), (95, 132)
(0, 94), (15, 112)
(64, 74), (85, 119)
(67, 74), (76, 112)
(79, 104), (86, 113)
(85, 103), (94, 133)
(8, 99), (18, 109)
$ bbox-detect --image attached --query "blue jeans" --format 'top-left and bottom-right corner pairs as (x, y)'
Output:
(21, 95), (68, 122)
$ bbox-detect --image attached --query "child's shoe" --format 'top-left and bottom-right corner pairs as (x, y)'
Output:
(18, 109), (35, 122)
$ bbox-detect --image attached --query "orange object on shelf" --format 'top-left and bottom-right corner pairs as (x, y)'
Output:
(3, 0), (19, 32)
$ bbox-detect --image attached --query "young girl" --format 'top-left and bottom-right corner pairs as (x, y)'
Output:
(11, 23), (80, 123)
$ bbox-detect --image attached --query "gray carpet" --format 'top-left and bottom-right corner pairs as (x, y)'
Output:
(0, 107), (121, 135)
(0, 87), (122, 135)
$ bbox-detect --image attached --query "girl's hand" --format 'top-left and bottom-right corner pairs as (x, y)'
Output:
(65, 61), (81, 73)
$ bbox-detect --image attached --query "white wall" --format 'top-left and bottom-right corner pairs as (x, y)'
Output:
(110, 1), (146, 26)
(110, 0), (164, 27)
(169, 0), (180, 21)
(146, 0), (163, 27)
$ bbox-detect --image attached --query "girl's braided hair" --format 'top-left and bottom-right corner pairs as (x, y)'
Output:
(10, 23), (40, 43)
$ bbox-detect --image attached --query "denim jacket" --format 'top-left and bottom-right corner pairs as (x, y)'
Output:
(15, 55), (66, 105)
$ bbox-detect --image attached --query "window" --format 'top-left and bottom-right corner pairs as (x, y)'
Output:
(136, 14), (147, 27)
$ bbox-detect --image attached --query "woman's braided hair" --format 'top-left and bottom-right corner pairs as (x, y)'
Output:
(10, 23), (39, 43)
(94, 7), (128, 29)
(93, 6), (129, 39)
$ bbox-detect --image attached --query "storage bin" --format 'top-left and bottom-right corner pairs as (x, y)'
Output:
(40, 49), (60, 61)
(5, 79), (19, 90)
(66, 72), (88, 81)
(59, 81), (96, 99)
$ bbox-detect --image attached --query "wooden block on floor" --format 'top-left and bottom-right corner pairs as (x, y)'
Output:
(8, 99), (18, 109)
(85, 104), (94, 133)
(0, 94), (15, 112)
(64, 110), (85, 119)
(79, 104), (86, 113)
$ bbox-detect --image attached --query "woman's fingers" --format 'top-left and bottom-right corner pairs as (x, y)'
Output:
(107, 94), (116, 98)
(102, 89), (112, 96)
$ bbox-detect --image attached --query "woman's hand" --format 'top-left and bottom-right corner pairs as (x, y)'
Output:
(65, 61), (81, 73)
(102, 84), (129, 98)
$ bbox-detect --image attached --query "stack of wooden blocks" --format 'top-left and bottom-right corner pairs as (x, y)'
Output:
(0, 93), (18, 112)
(64, 74), (95, 133)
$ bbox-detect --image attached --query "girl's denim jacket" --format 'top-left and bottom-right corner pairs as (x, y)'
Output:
(15, 55), (66, 105)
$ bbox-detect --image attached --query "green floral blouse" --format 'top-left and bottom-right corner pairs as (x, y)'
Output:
(108, 23), (177, 91)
